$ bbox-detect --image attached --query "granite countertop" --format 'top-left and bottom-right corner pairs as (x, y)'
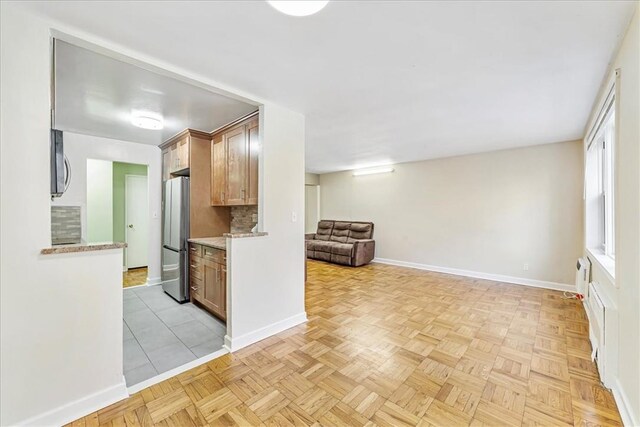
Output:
(41, 241), (127, 255)
(223, 232), (269, 239)
(189, 232), (268, 250)
(188, 237), (227, 250)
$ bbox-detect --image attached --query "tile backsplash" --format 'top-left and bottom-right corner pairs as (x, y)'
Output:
(230, 205), (258, 234)
(51, 206), (82, 245)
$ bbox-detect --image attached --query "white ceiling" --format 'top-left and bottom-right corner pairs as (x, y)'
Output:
(54, 40), (257, 145)
(24, 1), (637, 172)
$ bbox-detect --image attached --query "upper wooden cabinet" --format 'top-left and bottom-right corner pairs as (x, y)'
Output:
(211, 113), (259, 206)
(211, 133), (226, 205)
(161, 129), (209, 179)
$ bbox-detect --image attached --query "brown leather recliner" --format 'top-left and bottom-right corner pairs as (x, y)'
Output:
(305, 220), (375, 266)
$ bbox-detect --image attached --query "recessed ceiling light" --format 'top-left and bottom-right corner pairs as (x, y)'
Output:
(131, 112), (163, 130)
(267, 1), (329, 17)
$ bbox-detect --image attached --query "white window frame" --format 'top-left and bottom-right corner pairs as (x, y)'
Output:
(586, 85), (616, 261)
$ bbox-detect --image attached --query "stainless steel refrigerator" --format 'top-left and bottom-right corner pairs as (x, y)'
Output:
(162, 177), (190, 303)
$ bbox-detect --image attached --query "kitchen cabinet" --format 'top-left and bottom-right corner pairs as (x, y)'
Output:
(162, 149), (171, 181)
(189, 243), (226, 321)
(210, 113), (259, 206)
(160, 129), (209, 180)
(211, 133), (226, 205)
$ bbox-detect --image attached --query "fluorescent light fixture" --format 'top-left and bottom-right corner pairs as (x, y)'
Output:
(267, 1), (329, 17)
(131, 112), (163, 130)
(352, 166), (394, 176)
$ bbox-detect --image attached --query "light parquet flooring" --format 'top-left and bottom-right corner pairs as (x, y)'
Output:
(69, 260), (622, 426)
(123, 267), (148, 288)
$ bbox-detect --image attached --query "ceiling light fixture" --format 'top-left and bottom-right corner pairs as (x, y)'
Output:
(131, 112), (163, 130)
(267, 1), (329, 17)
(352, 166), (395, 176)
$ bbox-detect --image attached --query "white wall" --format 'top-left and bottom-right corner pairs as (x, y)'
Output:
(52, 132), (162, 282)
(582, 6), (640, 425)
(86, 159), (114, 242)
(226, 103), (306, 350)
(0, 6), (127, 426)
(320, 140), (584, 286)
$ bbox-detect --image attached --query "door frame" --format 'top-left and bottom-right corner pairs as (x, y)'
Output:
(124, 174), (149, 270)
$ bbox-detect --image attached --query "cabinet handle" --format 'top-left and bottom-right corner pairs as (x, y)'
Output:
(191, 286), (198, 291)
(190, 264), (197, 268)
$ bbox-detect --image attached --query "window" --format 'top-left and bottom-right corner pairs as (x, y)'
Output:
(586, 89), (615, 260)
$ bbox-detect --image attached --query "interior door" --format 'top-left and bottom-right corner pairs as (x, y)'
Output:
(125, 175), (148, 269)
(225, 126), (247, 205)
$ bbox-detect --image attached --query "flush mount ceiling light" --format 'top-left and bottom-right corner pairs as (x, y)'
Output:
(131, 112), (163, 130)
(352, 166), (395, 176)
(267, 1), (329, 17)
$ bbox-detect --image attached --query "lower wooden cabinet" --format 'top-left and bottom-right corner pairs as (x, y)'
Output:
(189, 243), (226, 321)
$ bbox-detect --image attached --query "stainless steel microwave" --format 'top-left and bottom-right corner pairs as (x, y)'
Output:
(50, 129), (70, 197)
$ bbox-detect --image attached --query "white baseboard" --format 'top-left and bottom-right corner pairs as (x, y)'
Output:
(146, 276), (161, 286)
(373, 258), (575, 292)
(127, 348), (228, 394)
(18, 380), (128, 427)
(611, 378), (639, 427)
(224, 312), (307, 352)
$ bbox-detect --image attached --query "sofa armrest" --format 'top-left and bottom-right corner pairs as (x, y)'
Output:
(352, 239), (375, 267)
(305, 233), (316, 240)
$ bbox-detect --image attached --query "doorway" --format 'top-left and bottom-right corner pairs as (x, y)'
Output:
(305, 184), (320, 233)
(86, 159), (149, 287)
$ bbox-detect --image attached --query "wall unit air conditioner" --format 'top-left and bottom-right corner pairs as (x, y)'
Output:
(575, 257), (590, 297)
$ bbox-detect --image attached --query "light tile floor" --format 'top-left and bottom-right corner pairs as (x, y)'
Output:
(123, 285), (225, 386)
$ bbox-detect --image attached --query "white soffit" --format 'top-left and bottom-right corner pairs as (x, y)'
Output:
(22, 1), (638, 168)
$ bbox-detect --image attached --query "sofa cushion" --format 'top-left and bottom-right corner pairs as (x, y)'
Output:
(315, 220), (334, 241)
(330, 221), (351, 243)
(348, 222), (374, 241)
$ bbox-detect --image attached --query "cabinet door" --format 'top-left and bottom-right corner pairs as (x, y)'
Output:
(169, 144), (179, 173)
(203, 259), (225, 318)
(177, 137), (190, 171)
(246, 118), (259, 205)
(202, 259), (219, 313)
(211, 134), (227, 205)
(225, 126), (247, 205)
(162, 149), (171, 181)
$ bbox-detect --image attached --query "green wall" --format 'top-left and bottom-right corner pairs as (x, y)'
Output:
(112, 162), (148, 244)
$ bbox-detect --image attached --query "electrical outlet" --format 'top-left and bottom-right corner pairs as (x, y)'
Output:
(523, 263), (529, 271)
(291, 211), (297, 222)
